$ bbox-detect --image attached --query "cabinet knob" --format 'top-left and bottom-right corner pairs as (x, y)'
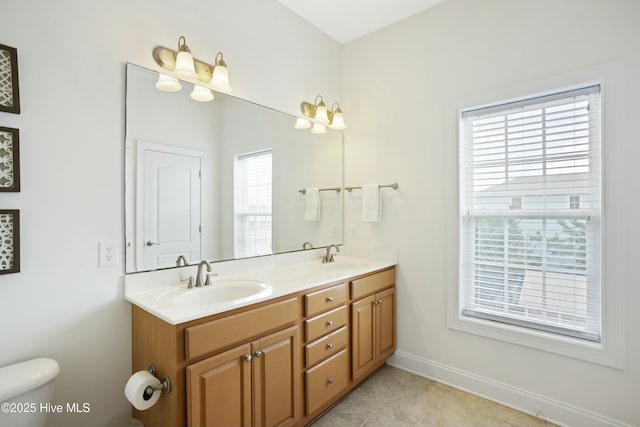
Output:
(244, 354), (252, 362)
(327, 320), (333, 326)
(327, 378), (334, 385)
(327, 343), (334, 349)
(377, 299), (383, 304)
(326, 296), (334, 302)
(255, 350), (263, 358)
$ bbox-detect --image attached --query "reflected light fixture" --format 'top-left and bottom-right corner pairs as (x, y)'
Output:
(294, 118), (311, 129)
(190, 85), (214, 102)
(155, 74), (182, 92)
(152, 35), (232, 94)
(311, 123), (326, 134)
(296, 95), (346, 133)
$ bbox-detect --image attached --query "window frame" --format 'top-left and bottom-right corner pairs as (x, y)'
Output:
(445, 62), (626, 369)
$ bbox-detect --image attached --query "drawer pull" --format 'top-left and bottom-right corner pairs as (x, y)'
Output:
(327, 378), (334, 385)
(327, 320), (333, 326)
(326, 296), (334, 302)
(327, 343), (334, 349)
(244, 354), (252, 362)
(255, 350), (263, 358)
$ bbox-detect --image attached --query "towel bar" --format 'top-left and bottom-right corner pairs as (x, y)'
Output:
(345, 183), (399, 192)
(299, 187), (342, 194)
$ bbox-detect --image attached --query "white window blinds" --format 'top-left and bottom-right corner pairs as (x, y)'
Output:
(234, 150), (272, 258)
(459, 85), (601, 342)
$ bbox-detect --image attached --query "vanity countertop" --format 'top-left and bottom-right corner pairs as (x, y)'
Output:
(125, 255), (396, 325)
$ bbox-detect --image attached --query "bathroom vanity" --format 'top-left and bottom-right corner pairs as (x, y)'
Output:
(127, 257), (396, 427)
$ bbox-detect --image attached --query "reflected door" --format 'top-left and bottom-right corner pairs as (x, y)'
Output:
(137, 141), (202, 270)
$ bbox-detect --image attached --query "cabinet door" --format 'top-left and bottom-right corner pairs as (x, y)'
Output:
(187, 343), (252, 427)
(351, 294), (376, 381)
(376, 287), (396, 361)
(253, 326), (300, 427)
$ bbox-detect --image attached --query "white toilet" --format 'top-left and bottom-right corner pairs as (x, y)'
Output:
(0, 357), (60, 427)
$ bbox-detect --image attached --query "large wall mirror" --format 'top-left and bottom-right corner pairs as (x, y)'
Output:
(125, 63), (343, 273)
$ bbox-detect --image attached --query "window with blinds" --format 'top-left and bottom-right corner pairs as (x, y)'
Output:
(234, 150), (272, 258)
(458, 85), (601, 342)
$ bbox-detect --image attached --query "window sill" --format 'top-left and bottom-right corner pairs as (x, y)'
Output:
(447, 310), (623, 369)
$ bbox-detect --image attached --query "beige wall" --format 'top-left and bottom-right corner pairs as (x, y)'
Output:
(0, 1), (341, 426)
(342, 0), (639, 425)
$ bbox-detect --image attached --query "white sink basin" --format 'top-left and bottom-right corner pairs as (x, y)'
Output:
(157, 279), (272, 307)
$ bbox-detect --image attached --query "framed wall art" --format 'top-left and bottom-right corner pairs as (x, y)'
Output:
(0, 126), (19, 192)
(0, 209), (19, 274)
(0, 43), (20, 114)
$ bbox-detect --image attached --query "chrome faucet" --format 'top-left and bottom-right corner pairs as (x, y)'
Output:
(322, 245), (340, 263)
(302, 241), (313, 250)
(195, 260), (214, 287)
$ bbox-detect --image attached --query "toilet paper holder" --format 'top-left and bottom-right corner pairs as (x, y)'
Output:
(143, 363), (171, 400)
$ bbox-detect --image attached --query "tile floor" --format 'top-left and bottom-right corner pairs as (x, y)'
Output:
(309, 365), (557, 427)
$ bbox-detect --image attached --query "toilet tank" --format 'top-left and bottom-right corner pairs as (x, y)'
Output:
(0, 358), (60, 427)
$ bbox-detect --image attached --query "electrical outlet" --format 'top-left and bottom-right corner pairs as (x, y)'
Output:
(99, 241), (119, 267)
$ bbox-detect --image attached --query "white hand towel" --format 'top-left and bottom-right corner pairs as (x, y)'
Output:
(361, 183), (382, 222)
(304, 188), (321, 222)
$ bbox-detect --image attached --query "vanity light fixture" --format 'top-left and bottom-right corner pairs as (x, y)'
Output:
(152, 35), (232, 93)
(210, 52), (232, 93)
(173, 36), (198, 79)
(328, 103), (346, 130)
(296, 95), (346, 133)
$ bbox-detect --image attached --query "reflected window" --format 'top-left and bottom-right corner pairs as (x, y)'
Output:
(234, 150), (272, 257)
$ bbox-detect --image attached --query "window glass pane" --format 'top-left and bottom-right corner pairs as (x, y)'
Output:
(459, 85), (601, 341)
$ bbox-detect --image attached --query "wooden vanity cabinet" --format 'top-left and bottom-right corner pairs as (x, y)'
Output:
(302, 283), (349, 417)
(187, 325), (299, 427)
(131, 266), (396, 427)
(350, 270), (396, 382)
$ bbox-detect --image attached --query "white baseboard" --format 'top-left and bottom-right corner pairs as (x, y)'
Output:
(388, 351), (631, 427)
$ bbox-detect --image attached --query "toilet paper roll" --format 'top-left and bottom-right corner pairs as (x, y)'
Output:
(124, 370), (162, 410)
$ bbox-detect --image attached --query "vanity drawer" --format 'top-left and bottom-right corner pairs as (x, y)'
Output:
(305, 326), (347, 368)
(185, 297), (297, 361)
(305, 349), (349, 415)
(305, 306), (347, 342)
(350, 268), (395, 300)
(305, 283), (347, 317)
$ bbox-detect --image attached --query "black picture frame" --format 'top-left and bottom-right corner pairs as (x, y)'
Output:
(0, 126), (20, 192)
(0, 43), (20, 114)
(0, 209), (20, 274)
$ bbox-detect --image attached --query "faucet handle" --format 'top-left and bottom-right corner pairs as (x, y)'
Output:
(204, 272), (218, 286)
(180, 276), (194, 288)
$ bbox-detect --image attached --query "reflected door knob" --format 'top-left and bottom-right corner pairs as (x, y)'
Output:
(146, 240), (160, 246)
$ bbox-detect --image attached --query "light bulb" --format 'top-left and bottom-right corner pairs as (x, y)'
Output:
(314, 102), (329, 124)
(155, 74), (182, 92)
(294, 118), (311, 129)
(174, 36), (197, 79)
(211, 68), (231, 94)
(330, 109), (346, 130)
(190, 85), (214, 102)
